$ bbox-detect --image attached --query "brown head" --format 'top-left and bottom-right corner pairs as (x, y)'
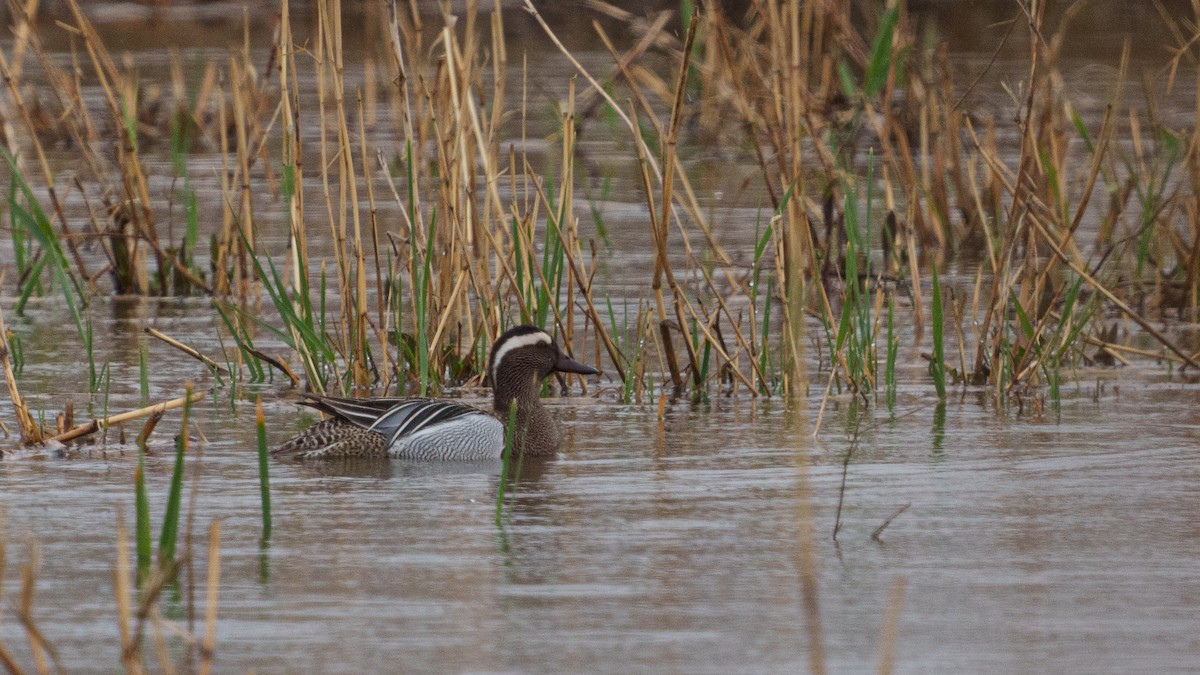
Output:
(487, 325), (599, 455)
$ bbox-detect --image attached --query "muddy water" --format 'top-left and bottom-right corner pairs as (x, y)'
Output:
(2, 2), (1200, 673)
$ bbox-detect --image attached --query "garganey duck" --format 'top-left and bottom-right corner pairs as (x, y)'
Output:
(273, 325), (599, 460)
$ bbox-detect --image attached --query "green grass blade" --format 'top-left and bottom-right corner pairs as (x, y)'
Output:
(3, 149), (86, 335)
(256, 397), (272, 542)
(930, 269), (947, 399)
(156, 386), (192, 567)
(135, 450), (152, 585)
(864, 6), (901, 97)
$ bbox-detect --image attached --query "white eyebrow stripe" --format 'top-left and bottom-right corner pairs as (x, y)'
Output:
(492, 331), (551, 382)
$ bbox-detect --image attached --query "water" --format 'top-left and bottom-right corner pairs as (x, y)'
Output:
(3, 1), (1200, 673)
(3, 337), (1198, 673)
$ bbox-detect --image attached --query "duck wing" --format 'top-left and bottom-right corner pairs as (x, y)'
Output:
(298, 394), (412, 428)
(299, 394), (488, 444)
(369, 399), (487, 446)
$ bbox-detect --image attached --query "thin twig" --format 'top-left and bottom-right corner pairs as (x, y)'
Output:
(247, 349), (300, 387)
(144, 328), (229, 376)
(871, 503), (911, 542)
(832, 414), (864, 542)
(953, 16), (1019, 111)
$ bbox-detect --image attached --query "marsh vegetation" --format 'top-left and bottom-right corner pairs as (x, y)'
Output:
(2, 0), (1199, 671)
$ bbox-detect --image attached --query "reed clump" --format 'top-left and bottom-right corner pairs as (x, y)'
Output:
(0, 0), (1197, 414)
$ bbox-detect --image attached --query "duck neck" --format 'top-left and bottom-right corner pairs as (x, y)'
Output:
(493, 376), (556, 456)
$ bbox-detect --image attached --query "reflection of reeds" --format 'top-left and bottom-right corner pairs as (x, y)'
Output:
(1, 537), (65, 673)
(0, 386), (219, 672)
(111, 512), (223, 673)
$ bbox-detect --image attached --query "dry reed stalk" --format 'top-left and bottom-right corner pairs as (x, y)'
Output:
(962, 119), (1018, 381)
(521, 0), (660, 178)
(634, 20), (761, 389)
(810, 357), (843, 438)
(4, 19), (103, 290)
(347, 93), (371, 392)
(385, 3), (422, 242)
(520, 162), (626, 383)
(0, 33), (92, 301)
(652, 205), (771, 390)
(0, 304), (42, 444)
(6, 0), (39, 82)
(357, 94), (394, 392)
(559, 82), (578, 344)
(529, 0), (766, 391)
(279, 0), (306, 285)
(46, 391), (205, 444)
(0, 631), (19, 672)
(229, 57), (257, 300)
(211, 81), (234, 295)
(148, 607), (173, 675)
(947, 288), (970, 382)
(0, 19), (73, 231)
(65, 0), (163, 292)
(657, 18), (751, 392)
(15, 0), (208, 302)
(958, 10), (1133, 387)
(658, 320), (682, 390)
(135, 410), (165, 449)
(312, 0), (350, 381)
(249, 348), (301, 387)
(506, 185), (576, 336)
(428, 271), (469, 356)
(126, 559), (183, 666)
(113, 514), (143, 674)
(198, 521), (221, 675)
(275, 0), (328, 389)
(423, 20), (481, 368)
(1030, 214), (1200, 369)
(1185, 27), (1200, 315)
(478, 5), (509, 318)
(590, 23), (666, 137)
(143, 327), (229, 375)
(435, 7), (499, 351)
(763, 0), (836, 395)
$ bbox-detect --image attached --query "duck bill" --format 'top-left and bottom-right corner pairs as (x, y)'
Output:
(555, 352), (599, 376)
